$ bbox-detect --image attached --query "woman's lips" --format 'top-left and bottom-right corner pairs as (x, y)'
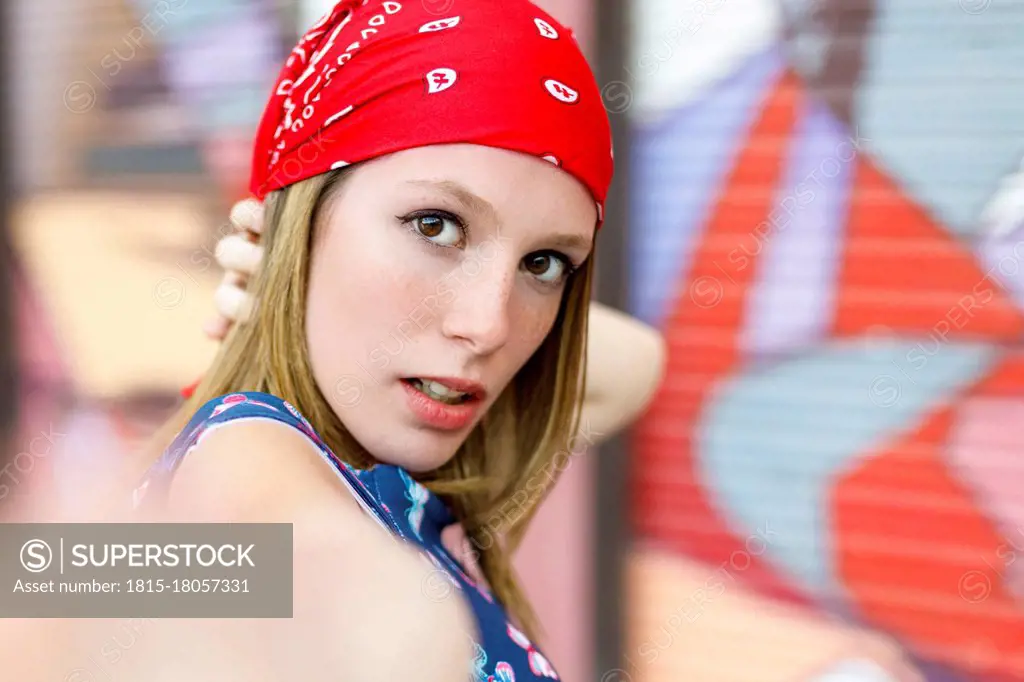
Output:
(400, 379), (483, 431)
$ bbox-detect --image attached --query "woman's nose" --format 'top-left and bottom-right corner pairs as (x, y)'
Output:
(439, 260), (515, 356)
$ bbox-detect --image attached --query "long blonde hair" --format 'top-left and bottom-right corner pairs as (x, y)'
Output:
(151, 167), (594, 639)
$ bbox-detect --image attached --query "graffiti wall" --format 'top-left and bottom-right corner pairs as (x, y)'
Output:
(627, 0), (1024, 680)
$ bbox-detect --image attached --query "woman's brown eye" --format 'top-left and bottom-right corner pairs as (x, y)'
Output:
(525, 254), (552, 275)
(417, 216), (444, 237)
(523, 253), (569, 284)
(406, 212), (463, 247)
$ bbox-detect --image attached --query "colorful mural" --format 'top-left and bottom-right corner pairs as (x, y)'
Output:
(628, 0), (1024, 680)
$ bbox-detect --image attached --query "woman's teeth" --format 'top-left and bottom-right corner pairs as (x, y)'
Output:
(409, 379), (471, 404)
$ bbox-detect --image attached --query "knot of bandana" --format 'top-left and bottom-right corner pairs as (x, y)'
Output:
(249, 0), (614, 224)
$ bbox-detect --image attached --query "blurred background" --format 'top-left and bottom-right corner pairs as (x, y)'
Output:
(2, 0), (1024, 680)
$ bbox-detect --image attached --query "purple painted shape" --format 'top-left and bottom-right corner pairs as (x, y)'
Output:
(741, 96), (853, 359)
(127, 0), (284, 132)
(911, 657), (972, 682)
(161, 11), (282, 108)
(976, 225), (1024, 313)
(628, 47), (785, 326)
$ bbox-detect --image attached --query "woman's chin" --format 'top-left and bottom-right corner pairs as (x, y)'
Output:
(374, 449), (457, 473)
(349, 428), (462, 473)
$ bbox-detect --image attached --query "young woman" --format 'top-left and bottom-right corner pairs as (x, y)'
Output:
(134, 1), (664, 679)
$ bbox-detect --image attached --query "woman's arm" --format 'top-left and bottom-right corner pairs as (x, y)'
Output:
(0, 419), (475, 681)
(160, 420), (477, 681)
(580, 301), (667, 447)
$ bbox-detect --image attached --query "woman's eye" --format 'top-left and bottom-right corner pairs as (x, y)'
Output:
(523, 252), (572, 284)
(413, 213), (463, 247)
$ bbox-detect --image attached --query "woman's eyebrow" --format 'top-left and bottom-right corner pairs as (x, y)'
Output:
(403, 179), (497, 220)
(403, 179), (593, 252)
(545, 233), (591, 251)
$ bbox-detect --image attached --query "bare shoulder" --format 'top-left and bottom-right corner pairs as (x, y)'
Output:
(165, 418), (362, 524)
(158, 418), (477, 680)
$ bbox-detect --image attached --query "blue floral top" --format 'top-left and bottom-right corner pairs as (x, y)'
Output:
(133, 391), (560, 682)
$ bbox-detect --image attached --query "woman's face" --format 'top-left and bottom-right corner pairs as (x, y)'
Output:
(305, 144), (597, 472)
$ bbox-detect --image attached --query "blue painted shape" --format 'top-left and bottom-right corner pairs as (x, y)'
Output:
(697, 340), (999, 598)
(857, 0), (1024, 237)
(628, 48), (784, 327)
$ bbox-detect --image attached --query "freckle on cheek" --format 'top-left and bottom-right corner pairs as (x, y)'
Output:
(517, 310), (558, 347)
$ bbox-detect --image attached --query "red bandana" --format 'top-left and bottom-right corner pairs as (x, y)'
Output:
(249, 0), (614, 223)
(183, 0), (614, 400)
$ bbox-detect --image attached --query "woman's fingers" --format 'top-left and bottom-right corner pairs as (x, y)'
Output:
(230, 198), (264, 238)
(205, 272), (251, 339)
(214, 275), (256, 324)
(204, 199), (264, 342)
(215, 234), (264, 277)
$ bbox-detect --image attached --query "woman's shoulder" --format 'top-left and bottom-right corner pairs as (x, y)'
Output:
(171, 391), (327, 454)
(134, 391), (341, 514)
(189, 391), (313, 427)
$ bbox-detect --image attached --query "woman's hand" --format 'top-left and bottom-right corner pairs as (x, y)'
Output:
(204, 198), (265, 340)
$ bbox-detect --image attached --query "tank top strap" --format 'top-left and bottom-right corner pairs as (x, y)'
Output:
(134, 392), (395, 534)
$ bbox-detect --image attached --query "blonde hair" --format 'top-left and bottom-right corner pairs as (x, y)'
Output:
(151, 167), (594, 640)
